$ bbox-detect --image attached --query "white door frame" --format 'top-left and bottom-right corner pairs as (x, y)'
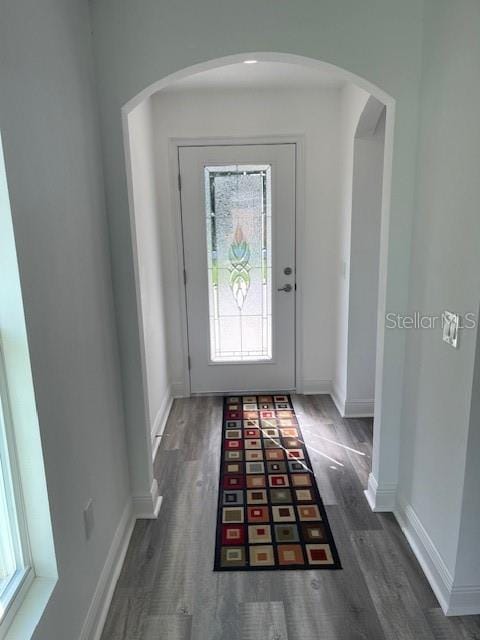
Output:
(169, 134), (305, 396)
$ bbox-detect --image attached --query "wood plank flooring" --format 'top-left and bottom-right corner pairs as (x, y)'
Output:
(101, 395), (480, 640)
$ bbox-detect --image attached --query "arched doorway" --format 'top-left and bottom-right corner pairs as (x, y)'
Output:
(121, 53), (396, 517)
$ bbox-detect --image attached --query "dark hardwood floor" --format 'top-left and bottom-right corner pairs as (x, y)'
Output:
(101, 394), (480, 640)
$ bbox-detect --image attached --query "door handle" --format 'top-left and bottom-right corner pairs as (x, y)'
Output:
(277, 284), (292, 292)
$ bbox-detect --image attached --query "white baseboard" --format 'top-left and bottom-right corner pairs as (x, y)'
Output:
(364, 472), (397, 511)
(79, 480), (166, 639)
(132, 478), (163, 519)
(151, 435), (162, 464)
(299, 379), (332, 395)
(331, 383), (346, 416)
(343, 399), (374, 417)
(151, 387), (173, 461)
(78, 500), (135, 640)
(171, 380), (188, 398)
(394, 497), (453, 614)
(448, 585), (480, 616)
(331, 383), (374, 417)
(394, 497), (480, 616)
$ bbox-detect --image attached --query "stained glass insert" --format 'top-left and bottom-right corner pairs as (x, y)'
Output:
(205, 165), (272, 362)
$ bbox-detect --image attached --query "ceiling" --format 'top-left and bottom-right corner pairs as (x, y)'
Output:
(163, 61), (346, 93)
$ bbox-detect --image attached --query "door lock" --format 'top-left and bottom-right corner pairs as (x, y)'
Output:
(283, 267), (293, 275)
(277, 284), (293, 292)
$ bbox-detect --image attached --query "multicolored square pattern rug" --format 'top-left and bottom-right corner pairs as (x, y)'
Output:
(214, 394), (342, 571)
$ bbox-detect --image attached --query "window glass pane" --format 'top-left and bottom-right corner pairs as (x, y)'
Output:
(0, 460), (16, 594)
(205, 165), (272, 362)
(0, 134), (42, 627)
(0, 357), (25, 614)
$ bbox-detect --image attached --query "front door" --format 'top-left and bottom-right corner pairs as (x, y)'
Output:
(179, 143), (296, 393)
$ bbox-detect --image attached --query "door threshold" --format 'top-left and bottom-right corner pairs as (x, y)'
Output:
(190, 389), (297, 397)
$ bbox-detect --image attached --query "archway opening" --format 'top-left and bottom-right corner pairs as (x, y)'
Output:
(121, 52), (395, 508)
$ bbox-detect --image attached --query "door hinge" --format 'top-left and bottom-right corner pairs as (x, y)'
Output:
(178, 173), (182, 191)
(187, 355), (191, 370)
(183, 269), (187, 285)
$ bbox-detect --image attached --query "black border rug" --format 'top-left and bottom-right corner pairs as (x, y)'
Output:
(214, 394), (342, 571)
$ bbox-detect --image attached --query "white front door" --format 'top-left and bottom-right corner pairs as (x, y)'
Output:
(179, 143), (296, 393)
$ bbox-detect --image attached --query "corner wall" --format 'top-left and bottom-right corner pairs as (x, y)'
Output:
(345, 107), (385, 413)
(398, 0), (480, 614)
(0, 0), (131, 638)
(127, 98), (171, 454)
(333, 84), (369, 409)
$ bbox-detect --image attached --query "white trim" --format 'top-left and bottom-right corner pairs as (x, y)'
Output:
(394, 497), (480, 616)
(121, 105), (155, 494)
(192, 388), (296, 397)
(371, 98), (397, 486)
(150, 387), (173, 461)
(364, 474), (480, 616)
(300, 379), (332, 395)
(4, 577), (55, 640)
(394, 497), (453, 615)
(170, 134), (305, 396)
(294, 137), (306, 398)
(394, 497), (480, 615)
(330, 382), (346, 416)
(132, 479), (163, 520)
(78, 501), (135, 640)
(122, 53), (395, 115)
(448, 586), (480, 617)
(1, 570), (34, 640)
(0, 347), (33, 637)
(78, 487), (169, 640)
(171, 381), (189, 398)
(168, 140), (192, 396)
(363, 472), (396, 511)
(151, 433), (163, 463)
(343, 399), (374, 418)
(330, 382), (374, 417)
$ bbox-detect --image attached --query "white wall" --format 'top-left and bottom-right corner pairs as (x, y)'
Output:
(455, 322), (480, 590)
(398, 0), (480, 612)
(333, 88), (384, 417)
(151, 86), (343, 393)
(0, 0), (131, 638)
(346, 107), (385, 408)
(127, 99), (170, 448)
(333, 84), (369, 406)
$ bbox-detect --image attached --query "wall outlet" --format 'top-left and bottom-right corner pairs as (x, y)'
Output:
(442, 310), (459, 348)
(83, 499), (94, 540)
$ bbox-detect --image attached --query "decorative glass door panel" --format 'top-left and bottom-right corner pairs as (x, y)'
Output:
(179, 144), (295, 394)
(205, 165), (272, 362)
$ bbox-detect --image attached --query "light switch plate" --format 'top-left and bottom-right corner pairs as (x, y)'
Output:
(443, 310), (459, 348)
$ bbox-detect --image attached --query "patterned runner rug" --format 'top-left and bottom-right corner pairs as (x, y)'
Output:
(214, 394), (342, 570)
